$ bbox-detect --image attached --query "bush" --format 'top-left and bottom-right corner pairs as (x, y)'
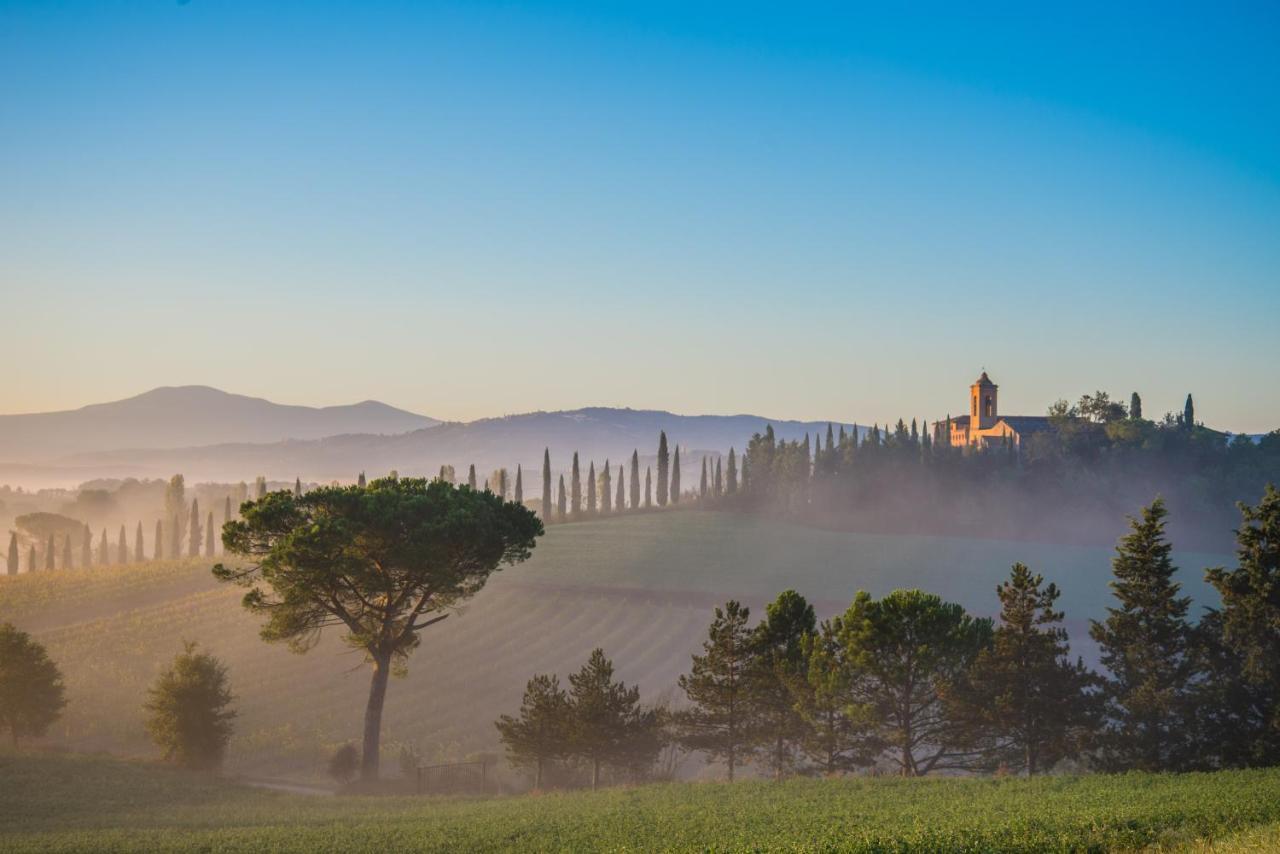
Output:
(329, 744), (359, 784)
(0, 622), (66, 746)
(144, 641), (236, 770)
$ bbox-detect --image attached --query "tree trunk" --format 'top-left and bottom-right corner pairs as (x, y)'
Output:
(591, 756), (600, 790)
(535, 756), (543, 790)
(361, 650), (392, 782)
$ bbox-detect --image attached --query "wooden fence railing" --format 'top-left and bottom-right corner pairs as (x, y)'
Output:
(416, 760), (488, 795)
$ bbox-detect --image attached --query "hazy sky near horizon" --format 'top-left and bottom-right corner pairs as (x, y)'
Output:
(2, 2), (1278, 430)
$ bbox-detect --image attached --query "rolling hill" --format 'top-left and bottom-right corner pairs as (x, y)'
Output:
(0, 511), (1225, 781)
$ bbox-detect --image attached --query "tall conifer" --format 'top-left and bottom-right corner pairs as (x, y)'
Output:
(714, 458), (723, 497)
(206, 511), (215, 556)
(98, 528), (109, 564)
(726, 448), (737, 494)
(83, 527), (92, 568)
(629, 451), (640, 510)
(7, 532), (18, 575)
(700, 458), (708, 499)
(135, 522), (145, 562)
(615, 466), (624, 513)
(556, 475), (567, 520)
(644, 467), (652, 508)
(1183, 394), (1195, 429)
(586, 461), (596, 515)
(656, 432), (670, 507)
(514, 465), (523, 505)
(63, 535), (72, 570)
(45, 534), (56, 570)
(677, 601), (756, 781)
(154, 520), (163, 561)
(118, 525), (128, 564)
(671, 447), (681, 505)
(543, 449), (553, 519)
(599, 461), (611, 514)
(188, 500), (202, 558)
(571, 453), (582, 517)
(1130, 393), (1143, 420)
(468, 464), (477, 490)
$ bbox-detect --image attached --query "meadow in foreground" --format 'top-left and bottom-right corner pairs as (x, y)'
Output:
(3, 753), (1279, 853)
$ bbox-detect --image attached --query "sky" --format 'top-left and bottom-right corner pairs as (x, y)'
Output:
(2, 1), (1278, 431)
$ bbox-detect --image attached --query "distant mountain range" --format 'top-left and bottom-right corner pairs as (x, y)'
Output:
(0, 386), (439, 461)
(0, 389), (855, 485)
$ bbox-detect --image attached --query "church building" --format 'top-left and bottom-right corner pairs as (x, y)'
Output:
(933, 372), (1052, 450)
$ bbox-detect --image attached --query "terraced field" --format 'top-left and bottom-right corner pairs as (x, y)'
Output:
(0, 511), (1226, 779)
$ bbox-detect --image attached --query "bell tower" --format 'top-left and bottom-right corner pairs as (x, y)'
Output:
(970, 372), (998, 430)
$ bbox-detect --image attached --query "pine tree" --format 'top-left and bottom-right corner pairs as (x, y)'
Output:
(1130, 392), (1143, 420)
(751, 590), (816, 779)
(495, 674), (570, 790)
(644, 467), (652, 508)
(1089, 499), (1196, 771)
(188, 500), (202, 558)
(63, 535), (72, 570)
(629, 451), (640, 510)
(7, 533), (17, 576)
(599, 461), (611, 514)
(543, 449), (553, 519)
(670, 447), (681, 505)
(726, 448), (737, 494)
(567, 648), (659, 789)
(571, 453), (582, 517)
(677, 601), (756, 781)
(556, 475), (567, 521)
(951, 564), (1098, 774)
(135, 522), (145, 562)
(117, 525), (128, 564)
(615, 465), (624, 513)
(468, 465), (477, 490)
(154, 520), (163, 561)
(656, 432), (670, 507)
(795, 617), (882, 774)
(586, 461), (596, 515)
(700, 457), (708, 499)
(206, 511), (215, 556)
(45, 534), (56, 571)
(1183, 394), (1195, 430)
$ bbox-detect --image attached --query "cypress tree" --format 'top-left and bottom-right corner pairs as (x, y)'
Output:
(586, 461), (596, 515)
(656, 432), (670, 507)
(118, 525), (128, 564)
(294, 477), (302, 497)
(514, 465), (523, 505)
(357, 471), (366, 488)
(700, 458), (708, 499)
(726, 448), (737, 494)
(1130, 392), (1143, 420)
(600, 460), (611, 514)
(255, 476), (267, 500)
(1089, 499), (1196, 771)
(741, 455), (750, 491)
(644, 467), (653, 508)
(556, 475), (567, 521)
(1184, 394), (1195, 430)
(629, 451), (640, 510)
(98, 528), (109, 564)
(28, 545), (36, 573)
(615, 465), (624, 513)
(224, 496), (232, 528)
(542, 449), (552, 519)
(468, 465), (477, 490)
(671, 446), (681, 505)
(135, 522), (145, 562)
(7, 532), (18, 576)
(154, 520), (163, 561)
(571, 453), (582, 517)
(45, 534), (56, 570)
(206, 511), (215, 556)
(714, 458), (723, 497)
(63, 535), (72, 570)
(170, 515), (181, 559)
(82, 526), (92, 568)
(188, 500), (202, 558)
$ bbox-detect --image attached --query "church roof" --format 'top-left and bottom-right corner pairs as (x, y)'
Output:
(996, 416), (1053, 435)
(973, 371), (996, 387)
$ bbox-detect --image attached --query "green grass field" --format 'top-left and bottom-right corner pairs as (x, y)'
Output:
(2, 752), (1278, 852)
(0, 511), (1227, 779)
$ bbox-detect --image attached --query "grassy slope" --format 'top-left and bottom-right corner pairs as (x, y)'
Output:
(0, 511), (1227, 779)
(3, 753), (1280, 852)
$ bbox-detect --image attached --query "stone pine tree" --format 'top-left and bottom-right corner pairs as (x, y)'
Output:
(629, 451), (640, 511)
(670, 447), (681, 504)
(751, 590), (816, 779)
(678, 601), (756, 781)
(586, 461), (596, 515)
(615, 465), (624, 514)
(205, 511), (215, 556)
(656, 432), (670, 507)
(495, 674), (570, 789)
(1183, 394), (1195, 429)
(795, 617), (882, 775)
(700, 458), (708, 499)
(135, 522), (145, 562)
(557, 475), (567, 521)
(644, 467), (653, 508)
(1089, 498), (1197, 771)
(117, 525), (128, 564)
(1204, 485), (1280, 766)
(154, 520), (163, 561)
(568, 648), (660, 789)
(951, 564), (1098, 775)
(599, 461), (611, 514)
(570, 453), (582, 518)
(542, 449), (552, 520)
(188, 500), (202, 558)
(7, 533), (17, 576)
(144, 641), (236, 770)
(1130, 392), (1143, 420)
(514, 465), (523, 505)
(0, 622), (66, 746)
(726, 448), (738, 494)
(216, 477), (543, 781)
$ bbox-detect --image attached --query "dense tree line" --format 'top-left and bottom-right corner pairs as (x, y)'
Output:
(734, 394), (1280, 550)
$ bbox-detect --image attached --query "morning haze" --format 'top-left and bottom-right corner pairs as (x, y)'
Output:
(1, 3), (1279, 852)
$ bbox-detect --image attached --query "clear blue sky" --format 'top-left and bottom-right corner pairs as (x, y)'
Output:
(2, 1), (1278, 430)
